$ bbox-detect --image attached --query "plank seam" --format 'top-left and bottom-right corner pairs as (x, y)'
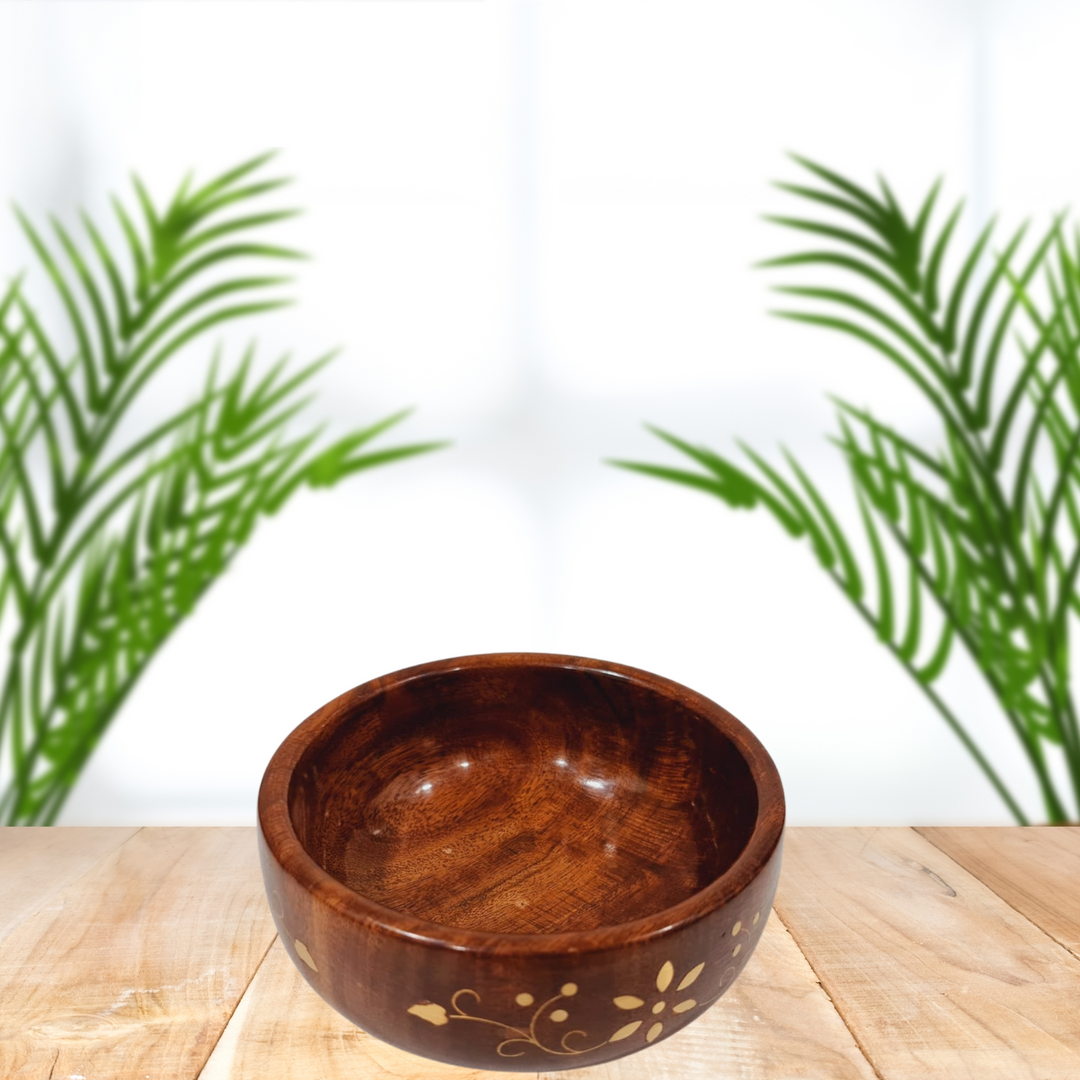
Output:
(769, 901), (889, 1080)
(0, 825), (144, 948)
(194, 928), (280, 1079)
(914, 827), (1080, 966)
(195, 936), (545, 1080)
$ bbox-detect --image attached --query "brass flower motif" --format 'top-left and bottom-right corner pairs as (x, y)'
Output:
(609, 959), (705, 1044)
(406, 907), (767, 1058)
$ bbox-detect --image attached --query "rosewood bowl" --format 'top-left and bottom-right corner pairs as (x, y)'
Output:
(257, 653), (784, 1071)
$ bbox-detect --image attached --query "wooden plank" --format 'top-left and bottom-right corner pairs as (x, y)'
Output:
(0, 826), (139, 944)
(198, 936), (528, 1080)
(536, 909), (879, 1080)
(0, 826), (276, 1080)
(775, 827), (1080, 1080)
(917, 827), (1080, 961)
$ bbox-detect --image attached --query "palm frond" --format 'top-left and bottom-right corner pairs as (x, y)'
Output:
(0, 155), (444, 824)
(619, 156), (1080, 824)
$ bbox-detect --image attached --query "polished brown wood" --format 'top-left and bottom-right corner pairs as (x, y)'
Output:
(201, 909), (877, 1080)
(257, 653), (786, 1072)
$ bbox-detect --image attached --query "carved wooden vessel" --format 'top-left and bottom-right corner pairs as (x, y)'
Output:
(258, 653), (785, 1070)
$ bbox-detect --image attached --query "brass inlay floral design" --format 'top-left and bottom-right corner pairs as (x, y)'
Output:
(270, 888), (319, 974)
(609, 957), (707, 1044)
(407, 907), (767, 1058)
(407, 1002), (448, 1026)
(409, 982), (604, 1058)
(293, 939), (318, 972)
(730, 909), (761, 958)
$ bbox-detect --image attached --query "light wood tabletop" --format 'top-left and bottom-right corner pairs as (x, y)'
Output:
(0, 826), (1077, 1079)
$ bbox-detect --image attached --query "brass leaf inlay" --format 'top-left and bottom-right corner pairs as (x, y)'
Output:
(293, 938), (318, 972)
(676, 962), (704, 991)
(655, 960), (674, 992)
(408, 1002), (449, 1026)
(613, 995), (645, 1010)
(408, 985), (604, 1058)
(609, 1020), (643, 1042)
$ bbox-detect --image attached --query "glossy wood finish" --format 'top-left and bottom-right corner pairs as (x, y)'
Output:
(5, 827), (1079, 1079)
(258, 654), (786, 1071)
(296, 662), (759, 934)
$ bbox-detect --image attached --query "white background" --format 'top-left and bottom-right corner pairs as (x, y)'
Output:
(1, 0), (1076, 825)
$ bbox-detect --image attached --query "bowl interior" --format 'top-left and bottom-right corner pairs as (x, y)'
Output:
(288, 662), (759, 935)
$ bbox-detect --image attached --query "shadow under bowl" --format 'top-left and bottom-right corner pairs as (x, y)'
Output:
(258, 653), (784, 1071)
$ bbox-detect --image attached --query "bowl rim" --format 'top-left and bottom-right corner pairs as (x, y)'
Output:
(258, 652), (785, 958)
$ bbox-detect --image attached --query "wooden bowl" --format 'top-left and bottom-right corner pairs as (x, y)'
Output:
(258, 653), (784, 1071)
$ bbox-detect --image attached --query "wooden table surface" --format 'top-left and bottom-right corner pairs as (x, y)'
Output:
(1, 827), (1078, 1079)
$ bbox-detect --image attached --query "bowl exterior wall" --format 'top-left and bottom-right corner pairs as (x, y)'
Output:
(258, 825), (783, 1071)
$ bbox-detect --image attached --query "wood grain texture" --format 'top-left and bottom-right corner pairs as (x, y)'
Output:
(198, 936), (528, 1080)
(276, 653), (778, 936)
(0, 827), (276, 1080)
(917, 827), (1080, 960)
(0, 826), (138, 944)
(775, 827), (1080, 1080)
(259, 653), (784, 1071)
(536, 910), (879, 1080)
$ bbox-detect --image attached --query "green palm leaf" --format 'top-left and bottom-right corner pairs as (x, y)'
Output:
(616, 156), (1080, 824)
(0, 155), (446, 825)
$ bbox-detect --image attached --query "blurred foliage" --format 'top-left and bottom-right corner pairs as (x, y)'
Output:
(0, 153), (443, 824)
(616, 156), (1080, 824)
